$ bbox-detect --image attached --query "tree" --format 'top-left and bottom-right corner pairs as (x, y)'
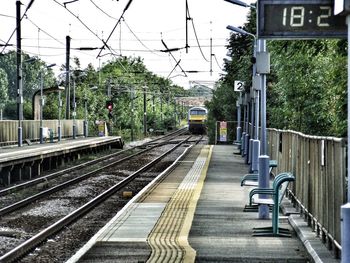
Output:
(0, 68), (9, 119)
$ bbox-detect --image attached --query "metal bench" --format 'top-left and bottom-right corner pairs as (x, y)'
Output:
(248, 172), (295, 237)
(240, 159), (278, 186)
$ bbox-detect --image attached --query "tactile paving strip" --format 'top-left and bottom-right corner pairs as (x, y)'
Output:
(147, 145), (212, 263)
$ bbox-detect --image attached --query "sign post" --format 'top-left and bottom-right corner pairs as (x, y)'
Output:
(219, 121), (228, 142)
(234, 82), (244, 143)
(234, 80), (245, 91)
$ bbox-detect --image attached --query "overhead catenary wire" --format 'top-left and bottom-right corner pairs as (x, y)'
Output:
(1, 0), (35, 54)
(123, 19), (163, 57)
(213, 54), (223, 71)
(52, 0), (127, 71)
(161, 39), (187, 78)
(83, 0), (164, 58)
(22, 14), (99, 58)
(186, 1), (209, 62)
(0, 0), (226, 88)
(24, 15), (65, 46)
(89, 0), (117, 20)
(52, 0), (104, 46)
(96, 0), (133, 58)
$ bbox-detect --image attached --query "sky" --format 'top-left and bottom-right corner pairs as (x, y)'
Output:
(1, 0), (250, 89)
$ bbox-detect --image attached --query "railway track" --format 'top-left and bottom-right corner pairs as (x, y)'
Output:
(0, 127), (188, 197)
(0, 131), (204, 263)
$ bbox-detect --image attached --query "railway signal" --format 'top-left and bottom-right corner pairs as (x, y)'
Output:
(106, 100), (113, 112)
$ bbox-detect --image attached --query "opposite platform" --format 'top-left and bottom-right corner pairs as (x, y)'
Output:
(0, 136), (123, 186)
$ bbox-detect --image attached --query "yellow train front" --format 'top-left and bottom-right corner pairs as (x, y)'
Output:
(188, 106), (207, 134)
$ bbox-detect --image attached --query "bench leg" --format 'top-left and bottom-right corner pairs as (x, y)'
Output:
(251, 202), (292, 237)
(252, 231), (292, 238)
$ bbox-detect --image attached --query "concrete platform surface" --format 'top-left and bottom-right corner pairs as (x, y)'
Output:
(66, 144), (339, 263)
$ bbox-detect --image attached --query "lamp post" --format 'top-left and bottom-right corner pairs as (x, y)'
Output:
(58, 88), (63, 142)
(39, 63), (56, 144)
(72, 79), (77, 139)
(225, 0), (270, 219)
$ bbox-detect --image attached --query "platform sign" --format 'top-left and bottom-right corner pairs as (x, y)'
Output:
(258, 0), (347, 39)
(219, 121), (227, 142)
(234, 80), (245, 92)
(96, 120), (107, 136)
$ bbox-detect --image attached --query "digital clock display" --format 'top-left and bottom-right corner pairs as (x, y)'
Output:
(258, 0), (347, 39)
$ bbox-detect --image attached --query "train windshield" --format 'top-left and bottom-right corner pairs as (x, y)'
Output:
(190, 109), (206, 115)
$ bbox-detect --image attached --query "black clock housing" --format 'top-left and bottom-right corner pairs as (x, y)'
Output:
(258, 0), (347, 39)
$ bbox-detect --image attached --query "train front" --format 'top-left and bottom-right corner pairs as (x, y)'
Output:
(188, 107), (207, 134)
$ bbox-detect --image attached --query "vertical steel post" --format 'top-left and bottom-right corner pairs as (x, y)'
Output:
(248, 96), (254, 166)
(244, 99), (250, 162)
(174, 100), (177, 127)
(58, 90), (62, 141)
(258, 39), (270, 219)
(143, 87), (147, 136)
(131, 87), (135, 141)
(252, 38), (260, 173)
(39, 71), (44, 144)
(160, 93), (163, 122)
(72, 80), (76, 139)
(341, 14), (350, 263)
(83, 92), (88, 137)
(16, 0), (23, 147)
(241, 95), (247, 156)
(65, 36), (71, 119)
(249, 38), (257, 171)
(236, 94), (242, 143)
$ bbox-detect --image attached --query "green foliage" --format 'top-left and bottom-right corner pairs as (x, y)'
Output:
(0, 68), (9, 110)
(0, 53), (187, 139)
(268, 40), (347, 136)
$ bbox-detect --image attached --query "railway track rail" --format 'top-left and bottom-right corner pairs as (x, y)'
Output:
(0, 133), (202, 263)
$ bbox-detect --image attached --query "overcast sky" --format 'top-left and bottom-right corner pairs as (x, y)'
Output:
(1, 0), (249, 88)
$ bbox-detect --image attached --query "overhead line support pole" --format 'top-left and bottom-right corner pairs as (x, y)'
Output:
(16, 0), (23, 147)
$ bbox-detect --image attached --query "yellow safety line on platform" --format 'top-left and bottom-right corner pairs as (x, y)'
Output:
(147, 145), (213, 263)
(179, 145), (212, 262)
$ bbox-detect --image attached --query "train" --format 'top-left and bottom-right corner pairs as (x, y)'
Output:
(188, 106), (208, 134)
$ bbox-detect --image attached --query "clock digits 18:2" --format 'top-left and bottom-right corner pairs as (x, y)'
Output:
(259, 1), (347, 38)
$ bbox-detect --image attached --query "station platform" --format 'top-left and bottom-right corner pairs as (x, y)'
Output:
(67, 144), (339, 263)
(0, 136), (123, 186)
(0, 136), (123, 162)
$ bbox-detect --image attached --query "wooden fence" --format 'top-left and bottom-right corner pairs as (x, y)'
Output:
(0, 120), (84, 145)
(268, 128), (346, 251)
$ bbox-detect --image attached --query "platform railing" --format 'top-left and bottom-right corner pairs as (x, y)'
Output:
(267, 128), (346, 254)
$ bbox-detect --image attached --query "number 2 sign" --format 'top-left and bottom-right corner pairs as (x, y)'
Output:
(234, 80), (245, 92)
